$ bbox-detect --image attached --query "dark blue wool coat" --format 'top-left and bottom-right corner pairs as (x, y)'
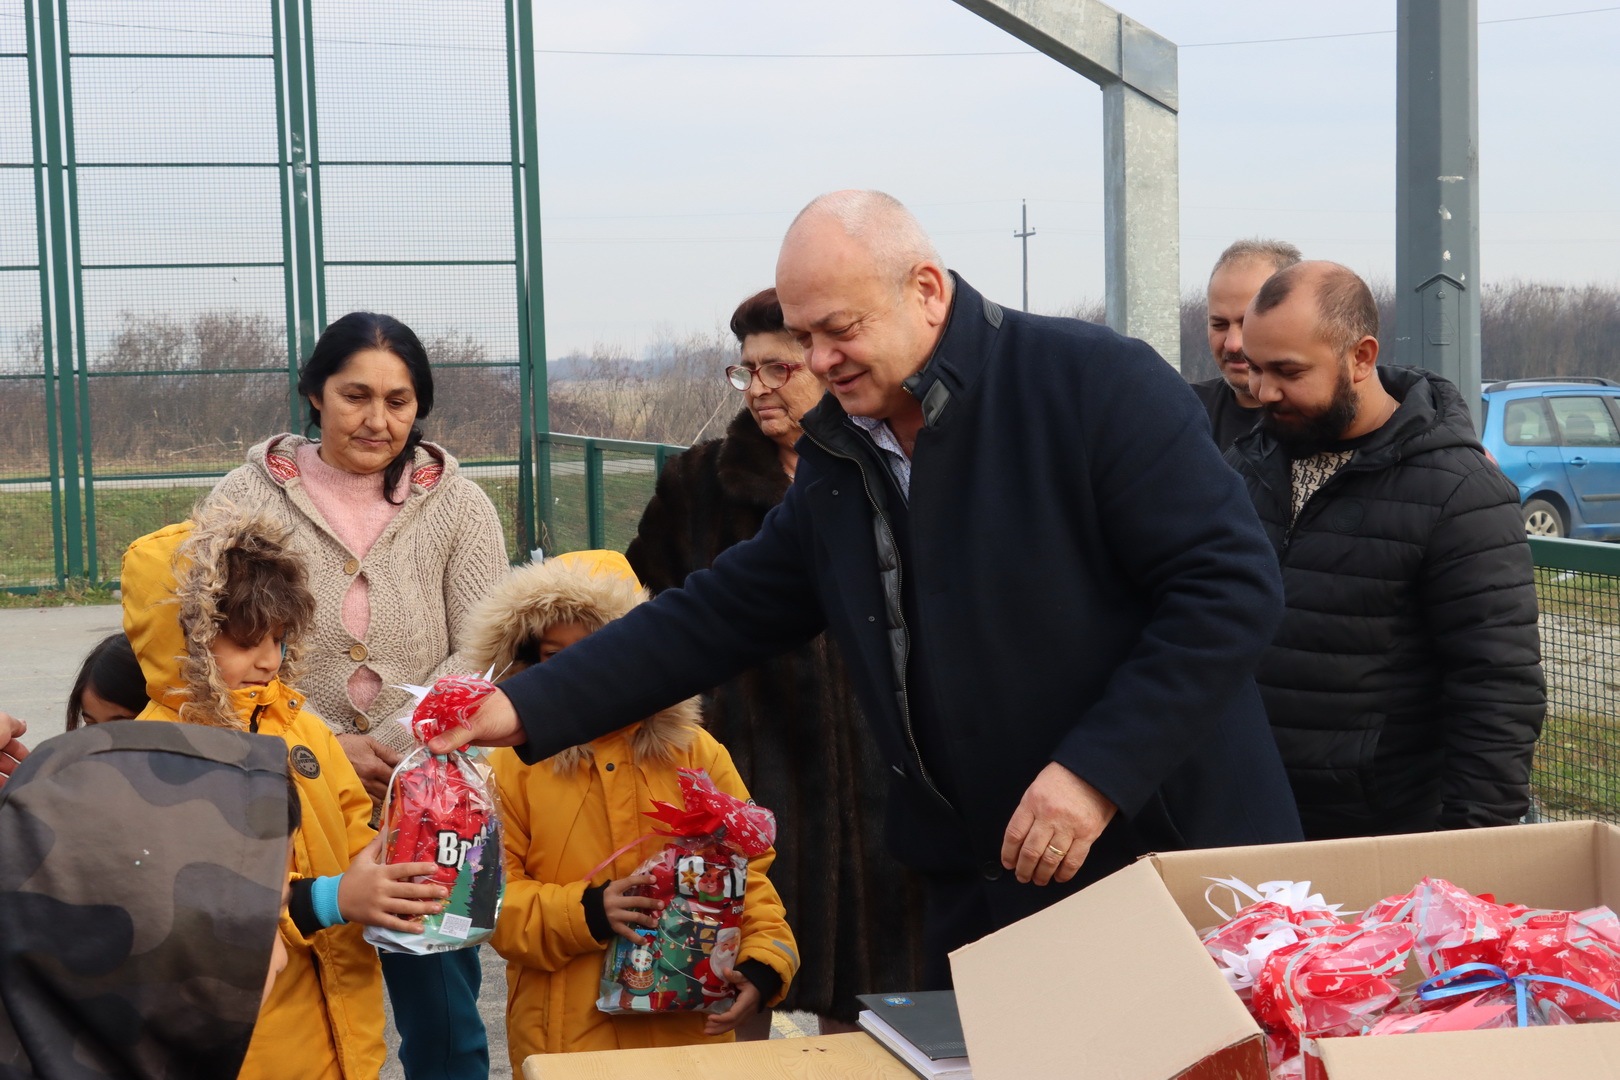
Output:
(503, 275), (1301, 929)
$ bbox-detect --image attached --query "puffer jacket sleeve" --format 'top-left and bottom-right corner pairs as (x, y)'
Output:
(1420, 464), (1546, 828)
(488, 752), (608, 972)
(698, 737), (798, 1007)
(426, 479), (511, 683)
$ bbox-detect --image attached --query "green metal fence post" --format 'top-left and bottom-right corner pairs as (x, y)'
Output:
(271, 0), (302, 430)
(282, 0), (317, 365)
(24, 0), (66, 584)
(300, 0), (326, 332)
(57, 3), (96, 581)
(584, 439), (605, 550)
(505, 0), (535, 557)
(37, 0), (83, 582)
(514, 0), (551, 550)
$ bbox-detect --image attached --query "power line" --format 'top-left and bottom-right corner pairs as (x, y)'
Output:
(1, 6), (1614, 57)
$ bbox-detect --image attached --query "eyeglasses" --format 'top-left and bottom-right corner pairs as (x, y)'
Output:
(725, 361), (803, 392)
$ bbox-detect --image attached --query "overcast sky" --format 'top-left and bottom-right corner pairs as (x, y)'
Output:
(3, 1), (1616, 366)
(525, 0), (1619, 357)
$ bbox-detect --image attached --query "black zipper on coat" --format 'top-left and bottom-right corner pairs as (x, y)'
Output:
(248, 704), (266, 733)
(801, 426), (951, 809)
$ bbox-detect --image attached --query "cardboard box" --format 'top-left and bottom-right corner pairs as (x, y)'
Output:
(949, 820), (1620, 1079)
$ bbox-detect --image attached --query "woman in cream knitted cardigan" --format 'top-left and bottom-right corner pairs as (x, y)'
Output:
(206, 311), (507, 1080)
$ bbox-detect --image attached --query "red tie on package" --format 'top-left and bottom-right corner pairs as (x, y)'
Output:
(364, 672), (506, 955)
(596, 769), (776, 1015)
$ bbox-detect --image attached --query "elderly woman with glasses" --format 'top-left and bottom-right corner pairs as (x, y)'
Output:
(626, 288), (924, 1035)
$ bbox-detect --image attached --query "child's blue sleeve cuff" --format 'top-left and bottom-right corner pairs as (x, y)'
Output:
(312, 875), (347, 928)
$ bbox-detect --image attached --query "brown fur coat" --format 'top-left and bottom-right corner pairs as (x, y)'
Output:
(626, 409), (926, 1021)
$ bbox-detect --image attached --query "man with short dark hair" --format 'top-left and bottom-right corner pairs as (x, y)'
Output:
(1231, 260), (1545, 840)
(1196, 239), (1302, 450)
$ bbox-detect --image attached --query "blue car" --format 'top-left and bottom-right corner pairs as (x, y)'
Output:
(1480, 377), (1620, 539)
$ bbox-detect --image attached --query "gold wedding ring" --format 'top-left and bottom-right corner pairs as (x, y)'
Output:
(1045, 844), (1068, 860)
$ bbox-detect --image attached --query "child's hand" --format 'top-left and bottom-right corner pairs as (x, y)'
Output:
(703, 967), (762, 1036)
(338, 835), (446, 932)
(0, 712), (28, 789)
(604, 874), (663, 942)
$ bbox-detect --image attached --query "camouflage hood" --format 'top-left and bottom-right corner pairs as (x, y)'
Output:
(0, 722), (293, 1080)
(122, 504), (309, 731)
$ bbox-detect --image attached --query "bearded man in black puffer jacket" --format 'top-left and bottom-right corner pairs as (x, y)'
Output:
(1231, 261), (1545, 841)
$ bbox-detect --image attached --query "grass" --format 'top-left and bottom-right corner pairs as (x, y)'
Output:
(1532, 708), (1620, 821)
(0, 485), (207, 588)
(1536, 566), (1620, 626)
(0, 578), (121, 609)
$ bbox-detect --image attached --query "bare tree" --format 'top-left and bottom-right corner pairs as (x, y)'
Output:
(419, 331), (521, 460)
(0, 325), (48, 472)
(547, 329), (736, 446)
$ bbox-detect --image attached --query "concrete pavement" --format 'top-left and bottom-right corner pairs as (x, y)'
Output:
(0, 603), (126, 743)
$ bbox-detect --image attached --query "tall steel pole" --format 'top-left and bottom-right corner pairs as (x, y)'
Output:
(1014, 198), (1036, 311)
(952, 1), (1180, 368)
(1396, 0), (1481, 432)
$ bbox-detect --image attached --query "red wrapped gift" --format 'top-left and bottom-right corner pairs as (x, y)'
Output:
(1203, 902), (1314, 997)
(1392, 877), (1516, 976)
(1368, 983), (1575, 1035)
(597, 769), (776, 1016)
(1253, 923), (1415, 1052)
(1200, 879), (1354, 1001)
(367, 671), (505, 955)
(1500, 911), (1620, 1021)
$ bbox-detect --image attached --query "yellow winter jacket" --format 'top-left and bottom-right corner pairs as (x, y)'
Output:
(467, 555), (799, 1068)
(121, 515), (385, 1080)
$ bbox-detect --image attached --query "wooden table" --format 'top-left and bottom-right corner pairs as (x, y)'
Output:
(520, 1032), (921, 1079)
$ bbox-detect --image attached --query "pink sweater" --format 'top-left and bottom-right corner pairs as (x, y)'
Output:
(295, 443), (408, 711)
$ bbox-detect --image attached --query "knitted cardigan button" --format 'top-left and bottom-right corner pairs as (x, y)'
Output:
(354, 714), (371, 733)
(343, 558), (359, 575)
(349, 644), (368, 662)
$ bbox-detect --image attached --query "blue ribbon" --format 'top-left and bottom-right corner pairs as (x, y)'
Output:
(1418, 962), (1620, 1027)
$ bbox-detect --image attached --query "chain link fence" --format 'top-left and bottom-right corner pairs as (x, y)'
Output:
(1528, 536), (1620, 822)
(2, 0), (547, 590)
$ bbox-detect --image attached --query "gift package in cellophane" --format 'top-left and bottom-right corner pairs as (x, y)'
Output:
(364, 672), (505, 955)
(1197, 874), (1620, 1079)
(596, 768), (775, 1015)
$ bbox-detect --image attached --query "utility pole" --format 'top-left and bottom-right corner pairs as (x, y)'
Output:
(1396, 0), (1480, 432)
(1014, 198), (1036, 311)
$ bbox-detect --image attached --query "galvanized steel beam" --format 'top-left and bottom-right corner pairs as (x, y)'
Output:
(951, 0), (1181, 367)
(1396, 0), (1481, 431)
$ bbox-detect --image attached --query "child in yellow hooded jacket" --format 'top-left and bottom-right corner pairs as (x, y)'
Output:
(463, 550), (799, 1069)
(121, 504), (447, 1080)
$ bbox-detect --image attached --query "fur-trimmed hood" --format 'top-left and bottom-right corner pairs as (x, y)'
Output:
(121, 503), (309, 731)
(463, 550), (701, 773)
